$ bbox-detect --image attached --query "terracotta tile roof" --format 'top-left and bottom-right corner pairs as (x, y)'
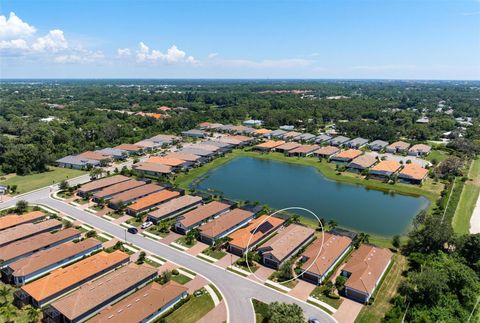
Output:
(158, 106), (171, 112)
(408, 144), (431, 154)
(127, 190), (180, 212)
(133, 162), (173, 174)
(199, 208), (254, 239)
(146, 156), (186, 167)
(343, 244), (392, 295)
(301, 233), (352, 276)
(255, 128), (272, 135)
(178, 201), (231, 228)
(114, 144), (143, 152)
(78, 151), (111, 161)
(78, 175), (130, 194)
(260, 224), (315, 262)
(187, 143), (220, 152)
(148, 195), (202, 220)
(165, 152), (202, 162)
(255, 140), (286, 149)
(333, 149), (363, 160)
(199, 122), (212, 128)
(314, 146), (340, 156)
(348, 155), (377, 169)
(288, 144), (320, 154)
(370, 160), (401, 173)
(0, 211), (46, 231)
(0, 228), (80, 263)
(22, 251), (129, 303)
(93, 180), (145, 199)
(0, 219), (61, 247)
(283, 131), (302, 138)
(89, 281), (187, 323)
(50, 264), (157, 321)
(134, 140), (158, 149)
(9, 238), (101, 277)
(387, 141), (410, 150)
(399, 163), (428, 180)
(275, 142), (301, 151)
(229, 135), (252, 142)
(109, 184), (163, 205)
(228, 215), (285, 250)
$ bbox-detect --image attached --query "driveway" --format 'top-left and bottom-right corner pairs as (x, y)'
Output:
(289, 280), (316, 301)
(334, 298), (363, 323)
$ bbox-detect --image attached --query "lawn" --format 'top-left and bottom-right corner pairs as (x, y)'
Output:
(164, 291), (215, 323)
(424, 149), (449, 163)
(355, 254), (407, 323)
(126, 217), (143, 227)
(171, 273), (192, 285)
(202, 247), (227, 260)
(0, 167), (86, 194)
(252, 298), (269, 323)
(310, 286), (343, 309)
(453, 158), (480, 234)
(175, 235), (197, 247)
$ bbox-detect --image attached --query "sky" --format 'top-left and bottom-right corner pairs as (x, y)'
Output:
(1, 0), (479, 79)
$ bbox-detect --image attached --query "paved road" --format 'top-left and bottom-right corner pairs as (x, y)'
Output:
(2, 182), (336, 323)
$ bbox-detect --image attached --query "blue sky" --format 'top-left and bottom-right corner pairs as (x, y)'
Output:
(1, 0), (479, 79)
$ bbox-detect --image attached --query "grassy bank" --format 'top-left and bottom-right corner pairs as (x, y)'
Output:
(0, 167), (86, 194)
(453, 158), (480, 234)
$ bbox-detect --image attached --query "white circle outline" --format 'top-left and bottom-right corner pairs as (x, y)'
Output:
(245, 206), (324, 284)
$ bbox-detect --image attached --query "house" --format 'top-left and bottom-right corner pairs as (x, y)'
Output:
(416, 116), (430, 124)
(228, 215), (285, 256)
(275, 142), (301, 153)
(148, 134), (180, 145)
(147, 195), (203, 224)
(330, 149), (363, 163)
(201, 140), (234, 152)
(279, 125), (295, 131)
(408, 144), (431, 157)
(113, 144), (144, 155)
(92, 180), (146, 202)
(315, 134), (332, 143)
(0, 228), (81, 268)
(341, 245), (392, 303)
(301, 233), (352, 285)
(177, 148), (216, 159)
(282, 131), (302, 141)
(145, 156), (192, 171)
(329, 136), (351, 146)
(43, 264), (157, 323)
(77, 175), (131, 197)
(254, 140), (286, 152)
(398, 164), (429, 184)
(77, 151), (112, 164)
(268, 129), (288, 139)
(0, 211), (46, 231)
(187, 143), (221, 154)
(368, 140), (389, 151)
(175, 201), (231, 234)
(220, 135), (255, 146)
(243, 119), (263, 127)
(198, 122), (213, 129)
(219, 124), (236, 133)
(3, 238), (101, 286)
(286, 145), (320, 157)
(199, 208), (255, 245)
(345, 138), (369, 149)
(231, 125), (251, 135)
(108, 184), (164, 209)
(258, 224), (315, 269)
(97, 148), (127, 160)
(16, 251), (129, 308)
(347, 155), (378, 172)
(255, 128), (272, 136)
(134, 139), (162, 151)
(88, 282), (188, 323)
(126, 190), (181, 215)
(369, 160), (402, 179)
(181, 129), (207, 138)
(0, 219), (62, 248)
(165, 152), (205, 165)
(295, 133), (316, 142)
(313, 146), (340, 159)
(56, 155), (100, 170)
(132, 162), (173, 177)
(385, 141), (410, 154)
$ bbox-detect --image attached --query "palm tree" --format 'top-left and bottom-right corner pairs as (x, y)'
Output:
(327, 219), (337, 230)
(24, 305), (40, 323)
(0, 285), (10, 305)
(0, 304), (18, 323)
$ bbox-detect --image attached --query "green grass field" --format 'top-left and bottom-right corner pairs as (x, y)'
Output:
(0, 167), (86, 194)
(164, 292), (214, 323)
(425, 149), (449, 163)
(453, 159), (480, 234)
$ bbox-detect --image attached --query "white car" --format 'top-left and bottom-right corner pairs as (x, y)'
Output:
(141, 221), (153, 229)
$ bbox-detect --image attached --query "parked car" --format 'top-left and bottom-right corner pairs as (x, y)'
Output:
(127, 227), (138, 234)
(141, 221), (153, 229)
(308, 318), (321, 323)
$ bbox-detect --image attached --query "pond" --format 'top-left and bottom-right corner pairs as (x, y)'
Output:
(196, 157), (430, 236)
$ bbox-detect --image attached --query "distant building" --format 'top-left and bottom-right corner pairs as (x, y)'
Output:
(279, 125), (295, 131)
(368, 140), (389, 151)
(56, 155), (100, 170)
(175, 201), (231, 234)
(243, 119), (263, 127)
(345, 138), (369, 149)
(385, 141), (410, 154)
(329, 136), (351, 147)
(408, 144), (431, 157)
(199, 208), (255, 245)
(398, 163), (428, 184)
(181, 129), (207, 138)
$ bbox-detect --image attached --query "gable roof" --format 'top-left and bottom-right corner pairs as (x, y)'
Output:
(408, 144), (431, 153)
(109, 184), (164, 204)
(348, 155), (377, 169)
(370, 160), (401, 173)
(127, 190), (180, 212)
(165, 152), (202, 162)
(228, 215), (285, 250)
(275, 142), (301, 151)
(332, 149), (363, 160)
(199, 208), (254, 238)
(178, 201), (231, 228)
(255, 140), (286, 149)
(260, 224), (315, 262)
(288, 145), (320, 154)
(399, 163), (428, 180)
(0, 211), (46, 231)
(314, 146), (340, 156)
(78, 151), (111, 161)
(387, 141), (410, 150)
(0, 219), (61, 247)
(93, 180), (145, 199)
(146, 156), (186, 167)
(133, 162), (173, 174)
(78, 175), (130, 194)
(114, 144), (143, 152)
(147, 195), (203, 220)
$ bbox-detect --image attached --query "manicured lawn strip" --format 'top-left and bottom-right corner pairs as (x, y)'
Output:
(164, 292), (214, 323)
(202, 248), (227, 260)
(226, 267), (249, 277)
(208, 283), (223, 301)
(264, 282), (287, 293)
(453, 158), (480, 234)
(307, 299), (334, 315)
(252, 299), (269, 323)
(310, 285), (343, 309)
(0, 166), (86, 194)
(175, 236), (197, 247)
(126, 217), (143, 227)
(171, 273), (192, 285)
(444, 177), (465, 225)
(179, 267), (197, 276)
(355, 254), (407, 323)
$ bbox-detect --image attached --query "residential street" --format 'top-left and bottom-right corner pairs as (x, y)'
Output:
(1, 181), (337, 323)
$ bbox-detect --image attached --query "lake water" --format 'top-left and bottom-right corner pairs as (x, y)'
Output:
(196, 157), (430, 236)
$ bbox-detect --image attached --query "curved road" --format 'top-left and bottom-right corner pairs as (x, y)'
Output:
(1, 178), (336, 323)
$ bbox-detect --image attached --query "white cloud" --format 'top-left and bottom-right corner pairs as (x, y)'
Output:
(0, 12), (36, 39)
(32, 29), (68, 52)
(135, 42), (197, 64)
(0, 38), (29, 50)
(208, 52), (219, 58)
(54, 50), (104, 64)
(117, 47), (131, 57)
